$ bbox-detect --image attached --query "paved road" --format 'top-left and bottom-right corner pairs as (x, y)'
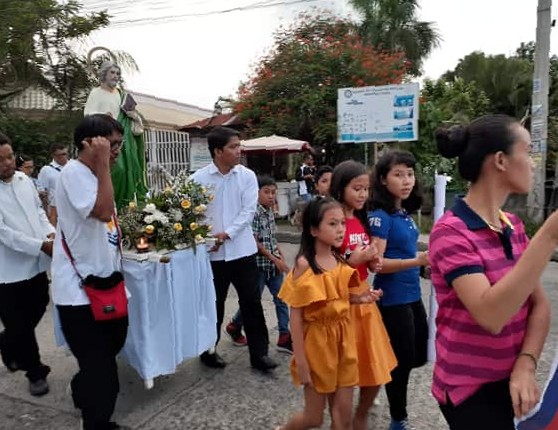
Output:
(0, 243), (556, 429)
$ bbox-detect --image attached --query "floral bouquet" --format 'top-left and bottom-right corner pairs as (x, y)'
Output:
(119, 171), (213, 252)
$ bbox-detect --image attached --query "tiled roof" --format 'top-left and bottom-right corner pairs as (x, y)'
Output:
(179, 113), (242, 130)
(5, 87), (61, 110)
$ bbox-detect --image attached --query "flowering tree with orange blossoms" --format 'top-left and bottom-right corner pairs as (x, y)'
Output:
(236, 13), (409, 151)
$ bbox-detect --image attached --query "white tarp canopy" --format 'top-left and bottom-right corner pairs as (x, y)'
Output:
(240, 135), (310, 153)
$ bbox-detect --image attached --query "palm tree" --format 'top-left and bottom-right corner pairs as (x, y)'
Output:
(348, 0), (441, 76)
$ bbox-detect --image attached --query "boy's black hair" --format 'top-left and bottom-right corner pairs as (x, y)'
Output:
(0, 132), (12, 146)
(207, 127), (240, 158)
(74, 114), (124, 150)
(49, 142), (68, 154)
(257, 174), (276, 189)
(315, 165), (333, 182)
(16, 154), (32, 168)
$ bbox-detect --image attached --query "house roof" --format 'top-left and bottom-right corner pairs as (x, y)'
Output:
(4, 86), (213, 129)
(5, 87), (65, 111)
(179, 112), (242, 131)
(129, 91), (212, 129)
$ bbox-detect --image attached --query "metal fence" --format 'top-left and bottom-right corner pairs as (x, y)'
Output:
(144, 128), (190, 193)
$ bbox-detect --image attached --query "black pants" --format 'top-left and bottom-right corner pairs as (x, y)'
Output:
(380, 300), (428, 422)
(57, 305), (128, 430)
(439, 379), (515, 430)
(211, 255), (269, 361)
(0, 272), (50, 382)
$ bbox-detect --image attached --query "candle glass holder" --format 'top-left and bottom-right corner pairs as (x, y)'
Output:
(135, 236), (150, 253)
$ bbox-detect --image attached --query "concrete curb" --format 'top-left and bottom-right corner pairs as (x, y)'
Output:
(277, 231), (558, 262)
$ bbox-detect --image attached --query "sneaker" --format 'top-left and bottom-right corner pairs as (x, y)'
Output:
(276, 333), (293, 354)
(29, 378), (49, 396)
(388, 419), (413, 430)
(225, 322), (247, 347)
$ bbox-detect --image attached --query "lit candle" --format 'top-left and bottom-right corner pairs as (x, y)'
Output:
(136, 236), (149, 253)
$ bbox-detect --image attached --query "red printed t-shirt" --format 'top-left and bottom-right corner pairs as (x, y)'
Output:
(340, 217), (370, 281)
(429, 197), (531, 406)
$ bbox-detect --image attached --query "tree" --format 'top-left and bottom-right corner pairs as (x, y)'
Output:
(348, 0), (441, 75)
(0, 1), (140, 163)
(0, 0), (138, 113)
(403, 77), (490, 194)
(236, 13), (409, 163)
(443, 51), (533, 119)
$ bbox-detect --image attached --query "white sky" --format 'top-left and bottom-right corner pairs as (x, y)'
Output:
(79, 0), (558, 111)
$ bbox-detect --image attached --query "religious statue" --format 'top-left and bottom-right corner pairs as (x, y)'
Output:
(84, 47), (148, 208)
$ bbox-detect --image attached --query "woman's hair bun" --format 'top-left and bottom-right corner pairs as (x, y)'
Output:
(435, 125), (468, 159)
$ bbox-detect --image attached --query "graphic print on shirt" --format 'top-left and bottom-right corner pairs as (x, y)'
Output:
(344, 231), (370, 266)
(106, 218), (119, 247)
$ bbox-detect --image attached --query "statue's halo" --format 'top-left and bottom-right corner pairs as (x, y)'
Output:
(86, 46), (117, 75)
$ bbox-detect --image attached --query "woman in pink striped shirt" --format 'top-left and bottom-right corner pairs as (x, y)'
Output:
(429, 114), (558, 430)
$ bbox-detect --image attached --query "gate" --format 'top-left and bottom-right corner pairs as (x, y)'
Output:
(144, 128), (190, 193)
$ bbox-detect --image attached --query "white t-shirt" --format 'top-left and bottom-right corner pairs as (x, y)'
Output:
(51, 160), (120, 305)
(37, 160), (64, 207)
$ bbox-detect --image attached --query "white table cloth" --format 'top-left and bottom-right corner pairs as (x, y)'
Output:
(55, 246), (217, 387)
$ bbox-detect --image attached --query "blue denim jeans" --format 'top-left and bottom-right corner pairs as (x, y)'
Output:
(300, 193), (312, 203)
(232, 270), (290, 334)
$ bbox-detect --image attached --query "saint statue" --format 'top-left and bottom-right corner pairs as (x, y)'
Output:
(84, 48), (148, 208)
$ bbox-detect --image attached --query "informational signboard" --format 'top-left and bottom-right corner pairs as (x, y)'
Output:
(189, 137), (212, 171)
(337, 83), (420, 143)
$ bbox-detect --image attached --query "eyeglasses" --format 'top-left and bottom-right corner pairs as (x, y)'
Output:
(110, 140), (124, 150)
(53, 152), (69, 157)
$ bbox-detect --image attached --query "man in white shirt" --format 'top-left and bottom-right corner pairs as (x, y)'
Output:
(192, 126), (277, 372)
(51, 114), (130, 430)
(0, 132), (55, 397)
(37, 142), (69, 225)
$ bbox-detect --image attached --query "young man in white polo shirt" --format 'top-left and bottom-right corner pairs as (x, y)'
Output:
(0, 132), (55, 396)
(37, 142), (69, 225)
(192, 126), (277, 372)
(51, 114), (129, 430)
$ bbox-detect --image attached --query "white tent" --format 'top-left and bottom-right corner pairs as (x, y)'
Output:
(240, 135), (310, 153)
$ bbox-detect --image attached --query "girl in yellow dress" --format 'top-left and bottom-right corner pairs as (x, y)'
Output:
(330, 160), (398, 430)
(276, 197), (378, 430)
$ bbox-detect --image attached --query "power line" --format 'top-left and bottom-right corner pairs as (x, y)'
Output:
(108, 0), (323, 27)
(0, 0), (326, 30)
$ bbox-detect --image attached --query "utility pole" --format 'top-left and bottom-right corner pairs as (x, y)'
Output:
(528, 0), (552, 223)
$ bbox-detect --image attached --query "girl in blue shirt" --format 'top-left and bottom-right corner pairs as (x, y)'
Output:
(368, 150), (429, 430)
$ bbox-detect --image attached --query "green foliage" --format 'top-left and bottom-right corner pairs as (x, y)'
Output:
(348, 0), (441, 75)
(0, 113), (83, 166)
(0, 0), (109, 109)
(444, 51), (533, 118)
(442, 44), (558, 175)
(402, 78), (490, 191)
(236, 12), (408, 157)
